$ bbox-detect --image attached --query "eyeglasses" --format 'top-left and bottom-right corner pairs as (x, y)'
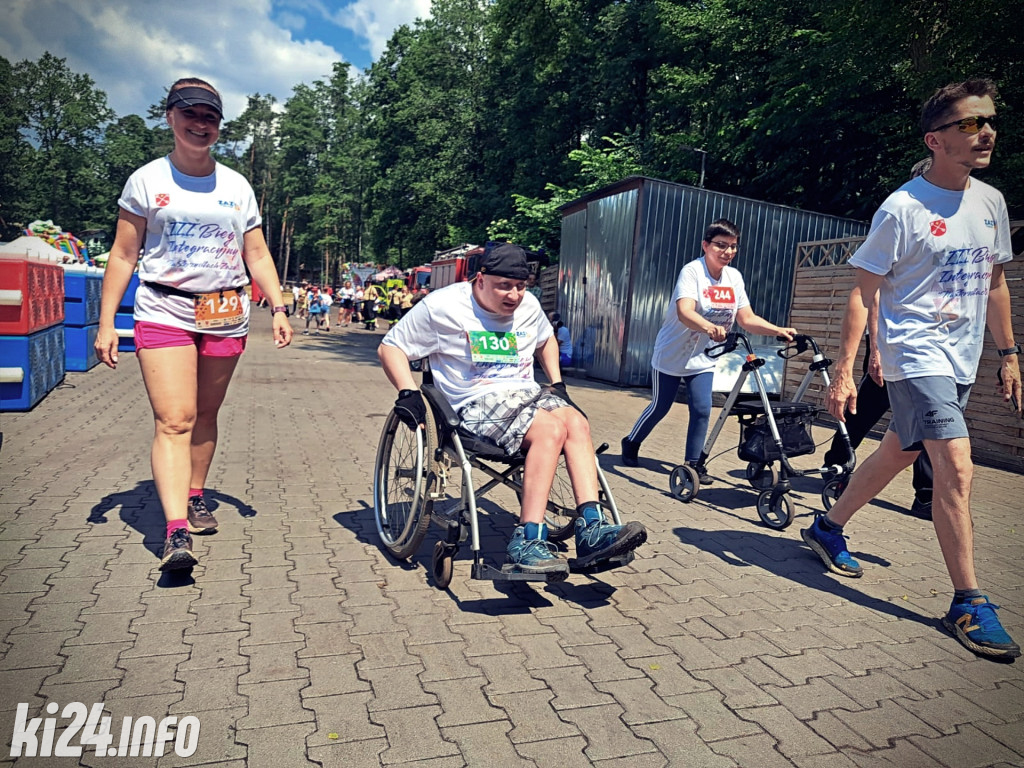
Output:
(708, 241), (739, 253)
(929, 115), (996, 134)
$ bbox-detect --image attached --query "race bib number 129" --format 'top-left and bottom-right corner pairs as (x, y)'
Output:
(194, 291), (244, 329)
(467, 331), (518, 363)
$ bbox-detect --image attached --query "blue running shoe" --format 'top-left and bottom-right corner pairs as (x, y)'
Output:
(943, 596), (1021, 659)
(573, 516), (647, 569)
(506, 526), (569, 575)
(800, 518), (862, 577)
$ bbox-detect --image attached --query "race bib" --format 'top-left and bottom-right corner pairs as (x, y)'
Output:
(706, 285), (736, 309)
(194, 290), (245, 329)
(468, 330), (518, 363)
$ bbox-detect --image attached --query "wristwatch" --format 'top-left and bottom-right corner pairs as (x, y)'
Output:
(997, 344), (1021, 357)
(271, 305), (288, 315)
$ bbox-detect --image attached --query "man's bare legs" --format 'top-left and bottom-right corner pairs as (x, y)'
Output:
(518, 407), (598, 525)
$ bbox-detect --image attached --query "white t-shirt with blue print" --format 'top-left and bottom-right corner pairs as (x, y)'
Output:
(849, 175), (1012, 384)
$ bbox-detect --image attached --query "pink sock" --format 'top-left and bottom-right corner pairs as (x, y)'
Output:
(167, 519), (189, 538)
(189, 488), (203, 499)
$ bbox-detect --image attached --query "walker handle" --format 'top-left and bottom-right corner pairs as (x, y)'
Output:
(705, 332), (739, 358)
(777, 333), (817, 359)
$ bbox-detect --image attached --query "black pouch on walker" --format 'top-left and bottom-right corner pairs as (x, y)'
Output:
(736, 402), (816, 463)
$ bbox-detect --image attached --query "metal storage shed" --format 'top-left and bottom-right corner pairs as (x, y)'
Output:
(557, 176), (869, 386)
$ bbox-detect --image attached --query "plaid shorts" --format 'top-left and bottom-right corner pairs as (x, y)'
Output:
(459, 385), (570, 455)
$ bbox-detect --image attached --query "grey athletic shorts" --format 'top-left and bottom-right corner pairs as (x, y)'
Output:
(459, 385), (570, 455)
(886, 376), (971, 451)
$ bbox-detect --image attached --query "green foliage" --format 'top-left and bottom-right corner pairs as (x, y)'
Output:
(3, 3), (1021, 264)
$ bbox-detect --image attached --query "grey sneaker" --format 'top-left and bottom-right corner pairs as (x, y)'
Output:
(160, 528), (197, 571)
(187, 496), (218, 534)
(506, 526), (569, 575)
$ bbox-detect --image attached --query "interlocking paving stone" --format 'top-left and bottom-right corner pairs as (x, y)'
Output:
(106, 654), (188, 699)
(236, 678), (314, 729)
(171, 666), (247, 714)
(489, 690), (581, 743)
(424, 676), (507, 727)
(711, 733), (815, 768)
(308, 740), (390, 768)
(631, 719), (738, 767)
(372, 705), (462, 764)
(661, 690), (764, 742)
(4, 324), (1024, 768)
(364, 663), (438, 711)
(304, 691), (385, 745)
(179, 630), (248, 671)
(734, 704), (835, 758)
(236, 723), (319, 768)
(156, 706), (248, 767)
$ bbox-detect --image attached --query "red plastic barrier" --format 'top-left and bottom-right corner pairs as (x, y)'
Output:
(0, 259), (65, 335)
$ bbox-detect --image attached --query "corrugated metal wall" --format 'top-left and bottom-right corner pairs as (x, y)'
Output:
(561, 177), (869, 386)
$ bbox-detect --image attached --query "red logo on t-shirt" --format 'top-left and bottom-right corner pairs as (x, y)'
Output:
(155, 193), (170, 207)
(930, 219), (946, 236)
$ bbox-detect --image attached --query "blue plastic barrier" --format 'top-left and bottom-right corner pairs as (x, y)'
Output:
(0, 325), (66, 411)
(64, 324), (100, 371)
(64, 272), (103, 327)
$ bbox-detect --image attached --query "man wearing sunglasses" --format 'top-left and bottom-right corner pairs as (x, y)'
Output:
(803, 79), (1021, 659)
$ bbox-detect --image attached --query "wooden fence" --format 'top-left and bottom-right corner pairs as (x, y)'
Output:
(784, 222), (1024, 473)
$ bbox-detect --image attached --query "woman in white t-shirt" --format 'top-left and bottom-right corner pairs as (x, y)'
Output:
(621, 219), (796, 482)
(95, 77), (293, 572)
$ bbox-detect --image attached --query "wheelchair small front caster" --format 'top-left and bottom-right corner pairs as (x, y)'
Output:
(756, 489), (793, 530)
(432, 541), (456, 589)
(668, 464), (700, 503)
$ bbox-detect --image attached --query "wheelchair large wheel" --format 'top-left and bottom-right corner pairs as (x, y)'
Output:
(373, 407), (437, 560)
(668, 464), (700, 503)
(511, 456), (579, 543)
(756, 489), (793, 530)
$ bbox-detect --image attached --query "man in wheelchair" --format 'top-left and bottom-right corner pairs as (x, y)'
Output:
(378, 244), (647, 577)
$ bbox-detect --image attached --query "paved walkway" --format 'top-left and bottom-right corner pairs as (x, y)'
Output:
(2, 312), (1023, 768)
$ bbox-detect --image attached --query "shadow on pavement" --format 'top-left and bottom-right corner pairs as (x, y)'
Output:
(88, 479), (256, 561)
(674, 525), (933, 627)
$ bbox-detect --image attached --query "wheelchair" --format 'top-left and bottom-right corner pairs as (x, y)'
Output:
(372, 366), (633, 589)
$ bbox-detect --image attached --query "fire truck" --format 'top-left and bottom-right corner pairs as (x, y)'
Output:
(429, 244), (484, 290)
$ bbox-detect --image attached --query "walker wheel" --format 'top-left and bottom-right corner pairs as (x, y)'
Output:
(432, 541), (455, 589)
(668, 464), (700, 503)
(821, 477), (845, 513)
(756, 490), (793, 530)
(745, 462), (778, 491)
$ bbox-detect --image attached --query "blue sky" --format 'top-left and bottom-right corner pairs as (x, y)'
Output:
(0, 0), (433, 121)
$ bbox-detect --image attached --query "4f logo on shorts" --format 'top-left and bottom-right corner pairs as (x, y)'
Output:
(930, 219), (947, 237)
(155, 193), (170, 207)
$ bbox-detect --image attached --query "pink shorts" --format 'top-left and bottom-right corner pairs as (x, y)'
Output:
(134, 321), (247, 357)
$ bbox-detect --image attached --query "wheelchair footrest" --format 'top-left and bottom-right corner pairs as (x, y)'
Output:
(472, 562), (568, 583)
(569, 550), (635, 574)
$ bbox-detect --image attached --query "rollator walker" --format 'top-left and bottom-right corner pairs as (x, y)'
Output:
(373, 363), (631, 589)
(668, 333), (855, 529)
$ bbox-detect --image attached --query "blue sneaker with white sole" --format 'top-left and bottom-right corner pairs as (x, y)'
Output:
(943, 596), (1021, 659)
(800, 517), (862, 577)
(506, 526), (569, 575)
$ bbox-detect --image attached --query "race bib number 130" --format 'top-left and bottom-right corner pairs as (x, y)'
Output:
(468, 331), (518, 363)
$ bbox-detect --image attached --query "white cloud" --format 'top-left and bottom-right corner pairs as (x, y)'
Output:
(330, 0), (433, 59)
(0, 0), (345, 120)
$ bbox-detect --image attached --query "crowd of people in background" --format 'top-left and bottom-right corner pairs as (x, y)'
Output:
(284, 277), (431, 335)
